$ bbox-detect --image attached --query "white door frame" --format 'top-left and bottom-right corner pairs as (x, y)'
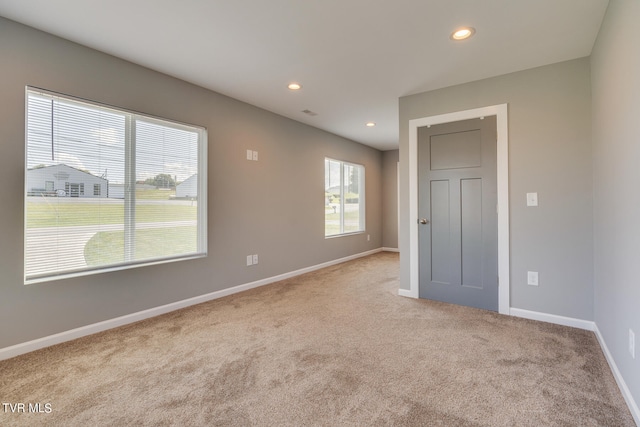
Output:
(405, 104), (510, 315)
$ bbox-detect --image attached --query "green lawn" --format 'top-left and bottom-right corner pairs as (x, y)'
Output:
(325, 207), (362, 236)
(84, 226), (198, 266)
(325, 223), (341, 235)
(26, 201), (197, 228)
(135, 189), (177, 200)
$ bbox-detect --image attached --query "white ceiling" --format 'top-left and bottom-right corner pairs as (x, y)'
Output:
(0, 0), (609, 151)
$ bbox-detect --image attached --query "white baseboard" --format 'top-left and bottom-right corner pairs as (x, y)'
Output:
(594, 324), (640, 426)
(0, 248), (383, 361)
(382, 247), (400, 253)
(398, 289), (417, 298)
(509, 307), (596, 331)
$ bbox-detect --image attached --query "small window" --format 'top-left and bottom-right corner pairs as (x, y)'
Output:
(25, 87), (207, 283)
(324, 158), (365, 237)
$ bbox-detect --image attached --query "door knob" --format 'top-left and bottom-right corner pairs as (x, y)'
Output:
(419, 218), (429, 224)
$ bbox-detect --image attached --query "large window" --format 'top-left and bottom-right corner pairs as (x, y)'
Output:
(24, 87), (207, 284)
(324, 158), (365, 237)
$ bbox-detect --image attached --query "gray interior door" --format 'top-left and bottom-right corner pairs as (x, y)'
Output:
(418, 117), (498, 311)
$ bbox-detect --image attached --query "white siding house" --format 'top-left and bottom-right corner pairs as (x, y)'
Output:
(176, 174), (198, 198)
(108, 183), (125, 199)
(27, 164), (108, 198)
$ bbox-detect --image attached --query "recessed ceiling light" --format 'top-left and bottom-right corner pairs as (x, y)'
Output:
(366, 122), (376, 127)
(451, 27), (476, 41)
(288, 82), (302, 90)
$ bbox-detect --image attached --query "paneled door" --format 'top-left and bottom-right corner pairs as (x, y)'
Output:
(418, 117), (498, 311)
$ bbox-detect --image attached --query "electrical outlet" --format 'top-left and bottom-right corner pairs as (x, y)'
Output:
(252, 254), (259, 265)
(630, 329), (636, 359)
(246, 150), (259, 161)
(246, 255), (253, 266)
(527, 271), (539, 286)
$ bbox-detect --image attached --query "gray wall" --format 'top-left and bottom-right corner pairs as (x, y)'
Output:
(381, 150), (399, 249)
(399, 58), (594, 320)
(591, 0), (640, 410)
(0, 17), (382, 349)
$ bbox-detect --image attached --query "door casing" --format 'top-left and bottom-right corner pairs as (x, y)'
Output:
(403, 104), (510, 315)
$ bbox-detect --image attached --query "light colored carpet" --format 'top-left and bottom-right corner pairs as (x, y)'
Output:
(0, 252), (635, 426)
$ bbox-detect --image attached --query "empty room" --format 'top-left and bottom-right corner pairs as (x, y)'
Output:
(0, 1), (638, 425)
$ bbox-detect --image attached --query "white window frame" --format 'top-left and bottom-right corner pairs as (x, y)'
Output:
(24, 87), (208, 284)
(324, 157), (365, 237)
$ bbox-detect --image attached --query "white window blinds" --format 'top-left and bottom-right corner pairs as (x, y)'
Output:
(24, 88), (207, 284)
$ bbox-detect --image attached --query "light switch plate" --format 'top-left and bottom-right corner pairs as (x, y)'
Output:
(526, 192), (538, 206)
(527, 271), (539, 286)
(252, 151), (259, 161)
(247, 150), (253, 161)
